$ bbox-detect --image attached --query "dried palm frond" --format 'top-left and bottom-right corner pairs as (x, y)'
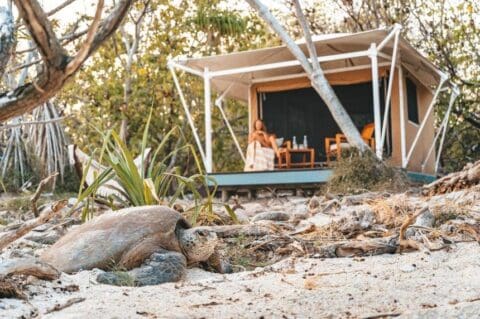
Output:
(0, 117), (30, 188)
(27, 102), (68, 189)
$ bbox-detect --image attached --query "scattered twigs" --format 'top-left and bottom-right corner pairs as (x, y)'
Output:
(0, 200), (67, 250)
(31, 173), (59, 217)
(398, 207), (428, 252)
(45, 297), (86, 314)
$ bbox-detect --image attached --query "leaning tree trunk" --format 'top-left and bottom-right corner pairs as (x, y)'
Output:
(245, 0), (369, 152)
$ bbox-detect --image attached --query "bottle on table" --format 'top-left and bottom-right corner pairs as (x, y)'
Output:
(292, 136), (297, 149)
(303, 135), (308, 148)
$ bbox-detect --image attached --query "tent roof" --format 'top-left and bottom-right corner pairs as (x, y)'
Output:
(173, 27), (447, 102)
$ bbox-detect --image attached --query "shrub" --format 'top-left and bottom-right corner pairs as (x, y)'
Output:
(327, 148), (409, 194)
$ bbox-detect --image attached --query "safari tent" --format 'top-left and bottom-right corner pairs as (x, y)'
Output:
(168, 25), (458, 188)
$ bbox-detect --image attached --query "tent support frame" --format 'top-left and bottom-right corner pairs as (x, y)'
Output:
(168, 25), (451, 174)
(404, 76), (447, 167)
(168, 64), (207, 167)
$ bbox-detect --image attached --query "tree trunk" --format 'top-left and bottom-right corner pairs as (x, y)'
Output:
(0, 0), (134, 122)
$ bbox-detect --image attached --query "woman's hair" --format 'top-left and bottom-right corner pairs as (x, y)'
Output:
(254, 119), (266, 131)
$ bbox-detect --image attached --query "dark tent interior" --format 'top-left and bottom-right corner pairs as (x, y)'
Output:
(260, 80), (390, 163)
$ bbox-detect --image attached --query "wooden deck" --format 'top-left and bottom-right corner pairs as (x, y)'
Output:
(208, 168), (436, 189)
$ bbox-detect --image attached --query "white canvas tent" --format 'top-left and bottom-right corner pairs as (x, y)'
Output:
(168, 25), (458, 176)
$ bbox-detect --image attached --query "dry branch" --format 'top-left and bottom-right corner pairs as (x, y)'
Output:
(0, 200), (66, 250)
(46, 297), (86, 314)
(398, 207), (428, 252)
(0, 0), (134, 121)
(313, 237), (397, 258)
(31, 173), (59, 217)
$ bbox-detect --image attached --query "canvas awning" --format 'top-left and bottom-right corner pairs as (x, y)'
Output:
(171, 27), (447, 102)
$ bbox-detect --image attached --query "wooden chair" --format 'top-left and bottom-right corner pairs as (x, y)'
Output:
(275, 140), (291, 169)
(325, 123), (375, 164)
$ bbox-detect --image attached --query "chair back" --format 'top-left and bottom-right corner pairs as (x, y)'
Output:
(361, 123), (375, 139)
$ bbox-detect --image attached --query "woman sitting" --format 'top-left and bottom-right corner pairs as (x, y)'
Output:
(244, 119), (280, 171)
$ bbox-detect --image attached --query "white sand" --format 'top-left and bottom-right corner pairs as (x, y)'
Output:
(2, 242), (479, 319)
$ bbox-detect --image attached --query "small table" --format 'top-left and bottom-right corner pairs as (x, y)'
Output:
(278, 148), (315, 169)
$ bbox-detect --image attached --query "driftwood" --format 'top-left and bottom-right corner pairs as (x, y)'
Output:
(45, 297), (86, 314)
(424, 160), (480, 195)
(0, 258), (60, 280)
(0, 200), (67, 251)
(31, 172), (59, 217)
(0, 279), (26, 299)
(199, 224), (279, 238)
(313, 237), (397, 258)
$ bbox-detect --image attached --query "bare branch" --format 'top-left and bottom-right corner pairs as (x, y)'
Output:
(0, 0), (134, 122)
(46, 0), (78, 16)
(65, 0), (104, 75)
(14, 0), (67, 68)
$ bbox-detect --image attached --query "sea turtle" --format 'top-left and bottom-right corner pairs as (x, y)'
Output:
(40, 205), (228, 286)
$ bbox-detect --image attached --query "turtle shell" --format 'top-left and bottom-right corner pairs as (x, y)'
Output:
(41, 206), (190, 273)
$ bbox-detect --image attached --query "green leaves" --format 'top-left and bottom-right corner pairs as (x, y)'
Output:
(74, 109), (217, 223)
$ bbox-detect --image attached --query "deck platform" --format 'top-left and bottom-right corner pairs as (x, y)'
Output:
(208, 168), (436, 189)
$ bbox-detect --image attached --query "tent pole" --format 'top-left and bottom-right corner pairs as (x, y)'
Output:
(377, 24), (402, 51)
(421, 90), (456, 172)
(405, 77), (447, 166)
(168, 65), (206, 166)
(369, 43), (382, 158)
(380, 29), (401, 151)
(204, 67), (213, 173)
(398, 66), (407, 168)
(435, 88), (458, 173)
(251, 62), (392, 84)
(168, 60), (204, 77)
(216, 100), (246, 163)
(209, 50), (371, 78)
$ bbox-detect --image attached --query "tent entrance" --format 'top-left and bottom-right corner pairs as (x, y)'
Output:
(260, 81), (390, 162)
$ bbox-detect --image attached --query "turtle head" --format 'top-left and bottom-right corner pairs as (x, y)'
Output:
(178, 227), (218, 263)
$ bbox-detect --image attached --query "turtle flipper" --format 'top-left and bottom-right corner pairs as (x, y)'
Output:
(97, 250), (187, 286)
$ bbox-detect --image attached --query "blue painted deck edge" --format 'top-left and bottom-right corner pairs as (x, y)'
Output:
(207, 169), (436, 188)
(208, 169), (332, 187)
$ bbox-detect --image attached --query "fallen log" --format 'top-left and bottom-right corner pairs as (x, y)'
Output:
(423, 160), (480, 195)
(0, 258), (60, 280)
(0, 200), (67, 251)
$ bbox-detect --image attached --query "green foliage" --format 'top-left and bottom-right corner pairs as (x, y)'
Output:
(73, 111), (219, 225)
(58, 0), (278, 174)
(327, 149), (409, 194)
